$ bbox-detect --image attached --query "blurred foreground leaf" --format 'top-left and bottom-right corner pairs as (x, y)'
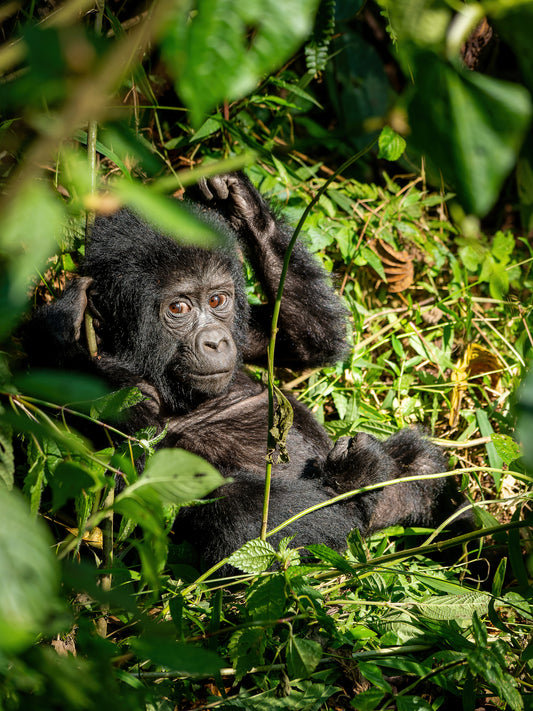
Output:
(161, 0), (320, 125)
(407, 53), (532, 216)
(0, 488), (61, 653)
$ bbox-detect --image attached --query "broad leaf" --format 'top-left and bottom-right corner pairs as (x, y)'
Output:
(161, 0), (320, 125)
(117, 448), (225, 507)
(407, 52), (532, 215)
(227, 538), (276, 574)
(0, 182), (64, 338)
(133, 637), (223, 676)
(0, 487), (61, 653)
(286, 636), (322, 679)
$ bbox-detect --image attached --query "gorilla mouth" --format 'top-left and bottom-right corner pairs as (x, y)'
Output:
(189, 370), (234, 392)
(191, 370), (232, 378)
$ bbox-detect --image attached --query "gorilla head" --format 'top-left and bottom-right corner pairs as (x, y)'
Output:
(83, 208), (250, 411)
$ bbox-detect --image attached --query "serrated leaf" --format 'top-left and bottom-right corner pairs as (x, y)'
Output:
(228, 627), (266, 682)
(492, 433), (522, 465)
(117, 448), (225, 507)
(378, 126), (406, 161)
(227, 538), (276, 574)
(246, 574), (286, 620)
(286, 636), (322, 678)
(0, 423), (14, 489)
(416, 593), (490, 621)
(90, 386), (147, 420)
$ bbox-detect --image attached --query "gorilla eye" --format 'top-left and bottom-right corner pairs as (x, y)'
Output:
(168, 301), (191, 315)
(209, 294), (227, 308)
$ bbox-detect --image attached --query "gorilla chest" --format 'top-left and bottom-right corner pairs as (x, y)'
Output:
(162, 385), (330, 478)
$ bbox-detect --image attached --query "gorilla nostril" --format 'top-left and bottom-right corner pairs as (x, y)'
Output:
(204, 336), (228, 352)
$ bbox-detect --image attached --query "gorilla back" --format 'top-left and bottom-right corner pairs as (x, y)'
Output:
(26, 173), (460, 568)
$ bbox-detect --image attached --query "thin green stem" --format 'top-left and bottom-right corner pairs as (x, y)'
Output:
(260, 137), (379, 541)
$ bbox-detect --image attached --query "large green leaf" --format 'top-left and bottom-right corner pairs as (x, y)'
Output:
(0, 182), (65, 338)
(116, 448), (225, 507)
(286, 636), (322, 679)
(133, 636), (223, 676)
(161, 0), (320, 125)
(0, 488), (61, 653)
(407, 53), (532, 215)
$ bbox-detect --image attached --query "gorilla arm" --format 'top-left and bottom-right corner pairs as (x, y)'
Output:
(23, 277), (95, 370)
(196, 173), (349, 369)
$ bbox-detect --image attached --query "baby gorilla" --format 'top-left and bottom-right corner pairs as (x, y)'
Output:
(27, 173), (459, 567)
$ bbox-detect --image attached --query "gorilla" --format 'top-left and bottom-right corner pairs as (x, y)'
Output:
(26, 173), (461, 568)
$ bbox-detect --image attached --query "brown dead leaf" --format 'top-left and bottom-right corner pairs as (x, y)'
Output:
(371, 239), (414, 293)
(51, 633), (77, 656)
(64, 525), (103, 548)
(449, 344), (503, 426)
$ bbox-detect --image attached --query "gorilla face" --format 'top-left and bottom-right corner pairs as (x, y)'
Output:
(158, 266), (238, 397)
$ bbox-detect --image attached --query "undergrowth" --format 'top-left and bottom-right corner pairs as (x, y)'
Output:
(4, 164), (533, 711)
(2, 1), (533, 709)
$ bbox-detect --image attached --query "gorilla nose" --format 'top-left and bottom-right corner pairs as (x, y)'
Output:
(195, 326), (236, 375)
(198, 327), (230, 353)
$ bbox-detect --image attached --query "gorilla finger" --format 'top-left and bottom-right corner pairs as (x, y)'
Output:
(198, 177), (214, 200)
(209, 174), (230, 200)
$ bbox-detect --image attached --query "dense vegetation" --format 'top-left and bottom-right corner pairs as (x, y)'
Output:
(1, 1), (533, 709)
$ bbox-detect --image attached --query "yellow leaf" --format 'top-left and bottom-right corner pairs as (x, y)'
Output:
(449, 344), (502, 426)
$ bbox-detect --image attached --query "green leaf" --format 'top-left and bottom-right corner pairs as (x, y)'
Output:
(228, 626), (266, 682)
(491, 433), (522, 465)
(476, 408), (503, 487)
(305, 543), (355, 575)
(227, 538), (276, 574)
(115, 180), (221, 246)
(286, 636), (322, 679)
(358, 661), (392, 692)
(517, 366), (533, 472)
(161, 0), (320, 126)
(0, 423), (14, 490)
(51, 461), (100, 511)
(416, 592), (490, 621)
(90, 386), (147, 421)
(351, 689), (385, 711)
(0, 182), (65, 337)
(492, 230), (514, 263)
(396, 697), (433, 711)
(0, 487), (61, 653)
(378, 126), (406, 161)
(117, 448), (225, 507)
(14, 370), (109, 412)
(407, 52), (532, 216)
(246, 574), (287, 620)
(492, 557), (507, 598)
(133, 637), (223, 677)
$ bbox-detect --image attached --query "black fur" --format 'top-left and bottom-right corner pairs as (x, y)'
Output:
(26, 173), (459, 568)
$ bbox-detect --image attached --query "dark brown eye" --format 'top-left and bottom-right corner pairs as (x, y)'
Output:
(168, 301), (191, 315)
(209, 294), (226, 308)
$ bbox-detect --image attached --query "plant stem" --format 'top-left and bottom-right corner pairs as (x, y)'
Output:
(260, 139), (378, 541)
